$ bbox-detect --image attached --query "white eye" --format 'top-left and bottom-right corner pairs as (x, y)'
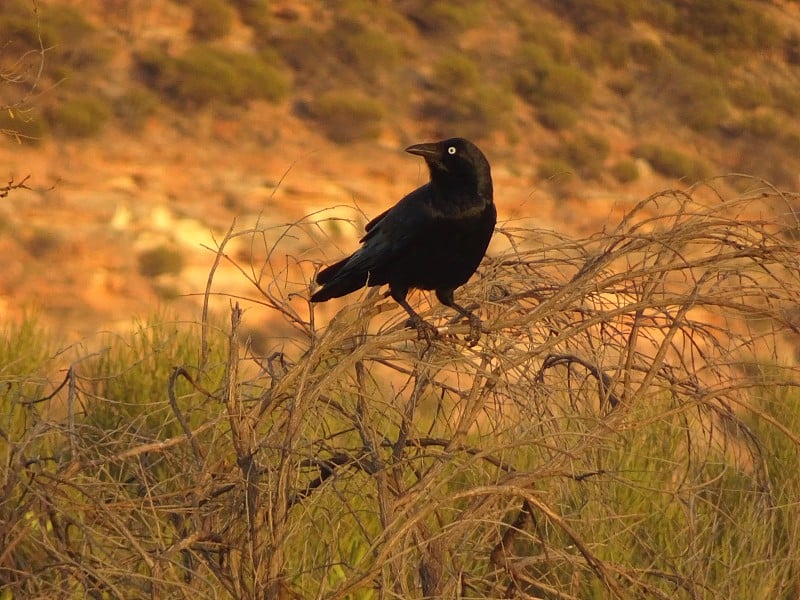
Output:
(447, 146), (457, 155)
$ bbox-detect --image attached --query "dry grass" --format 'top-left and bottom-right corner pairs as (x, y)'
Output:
(2, 181), (800, 599)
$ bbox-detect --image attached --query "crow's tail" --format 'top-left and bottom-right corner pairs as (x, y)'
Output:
(310, 257), (368, 302)
(316, 257), (349, 285)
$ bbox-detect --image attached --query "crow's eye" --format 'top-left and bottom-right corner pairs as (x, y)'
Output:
(447, 146), (457, 155)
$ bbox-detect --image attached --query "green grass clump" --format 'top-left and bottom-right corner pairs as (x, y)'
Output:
(138, 245), (185, 277)
(537, 102), (579, 130)
(233, 0), (270, 40)
(423, 53), (513, 138)
(45, 95), (111, 138)
(114, 87), (160, 131)
(514, 44), (593, 110)
(728, 80), (773, 110)
(330, 17), (401, 84)
(404, 0), (484, 33)
(635, 143), (711, 181)
(1, 190), (798, 598)
(537, 158), (574, 181)
(735, 110), (782, 139)
(668, 66), (729, 132)
(189, 0), (235, 40)
(310, 91), (384, 143)
(0, 108), (47, 144)
(135, 45), (288, 108)
(610, 158), (639, 183)
(671, 0), (781, 54)
(558, 131), (610, 180)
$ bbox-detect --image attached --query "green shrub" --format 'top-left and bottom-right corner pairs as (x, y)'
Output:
(629, 38), (668, 68)
(537, 102), (578, 130)
(537, 158), (573, 181)
(114, 87), (159, 130)
(0, 108), (47, 144)
(423, 52), (513, 137)
(138, 245), (185, 278)
(232, 0), (270, 40)
(46, 95), (111, 137)
(671, 0), (781, 54)
(515, 57), (593, 110)
(431, 53), (480, 90)
(610, 159), (639, 183)
(607, 75), (635, 97)
(311, 91), (383, 143)
(404, 0), (484, 33)
(189, 0), (235, 40)
(519, 21), (567, 61)
(573, 26), (629, 69)
(736, 111), (782, 139)
(544, 65), (594, 106)
(728, 81), (772, 110)
(330, 18), (400, 83)
(665, 66), (729, 132)
(135, 45), (288, 108)
(553, 0), (642, 32)
(234, 52), (289, 102)
(635, 144), (711, 181)
(25, 229), (61, 258)
(771, 83), (800, 118)
(559, 131), (610, 180)
(786, 32), (800, 65)
(171, 46), (243, 106)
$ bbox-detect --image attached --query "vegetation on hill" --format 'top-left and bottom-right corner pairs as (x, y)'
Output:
(2, 186), (799, 598)
(2, 0), (800, 187)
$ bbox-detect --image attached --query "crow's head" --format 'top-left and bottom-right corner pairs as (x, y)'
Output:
(406, 137), (492, 204)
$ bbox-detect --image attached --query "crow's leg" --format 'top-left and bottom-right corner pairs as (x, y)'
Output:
(436, 288), (483, 346)
(389, 287), (438, 342)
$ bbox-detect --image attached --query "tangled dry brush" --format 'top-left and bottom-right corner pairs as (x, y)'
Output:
(3, 181), (800, 598)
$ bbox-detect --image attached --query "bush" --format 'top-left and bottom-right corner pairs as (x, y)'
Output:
(516, 61), (593, 110)
(666, 66), (729, 132)
(771, 83), (800, 118)
(537, 158), (573, 181)
(629, 38), (668, 68)
(233, 0), (270, 40)
(135, 45), (288, 108)
(189, 0), (235, 40)
(310, 91), (383, 143)
(330, 17), (400, 83)
(537, 102), (579, 130)
(635, 144), (712, 181)
(736, 111), (782, 139)
(114, 87), (159, 130)
(559, 131), (610, 179)
(422, 52), (513, 138)
(46, 95), (111, 137)
(25, 229), (61, 258)
(671, 0), (781, 54)
(404, 0), (484, 33)
(138, 245), (185, 278)
(610, 159), (639, 183)
(2, 192), (799, 599)
(0, 108), (47, 144)
(728, 80), (772, 110)
(430, 53), (479, 90)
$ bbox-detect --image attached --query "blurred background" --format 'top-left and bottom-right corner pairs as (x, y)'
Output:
(2, 0), (799, 342)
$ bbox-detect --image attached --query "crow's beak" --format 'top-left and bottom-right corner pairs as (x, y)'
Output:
(405, 142), (440, 159)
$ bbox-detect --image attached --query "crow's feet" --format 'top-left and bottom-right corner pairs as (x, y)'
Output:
(465, 314), (483, 347)
(447, 313), (484, 346)
(405, 316), (439, 344)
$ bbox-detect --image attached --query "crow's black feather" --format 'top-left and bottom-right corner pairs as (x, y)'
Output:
(310, 137), (496, 343)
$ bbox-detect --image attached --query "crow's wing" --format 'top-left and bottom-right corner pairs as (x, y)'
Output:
(334, 183), (436, 279)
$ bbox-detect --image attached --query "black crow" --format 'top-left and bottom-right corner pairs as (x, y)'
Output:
(310, 137), (496, 344)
